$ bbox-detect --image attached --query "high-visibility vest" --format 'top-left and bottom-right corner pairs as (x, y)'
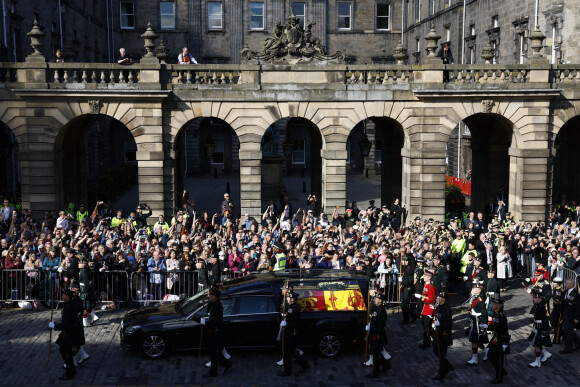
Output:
(66, 202), (75, 215)
(111, 216), (125, 228)
(76, 210), (88, 221)
(154, 221), (170, 233)
(460, 249), (477, 274)
(273, 253), (287, 271)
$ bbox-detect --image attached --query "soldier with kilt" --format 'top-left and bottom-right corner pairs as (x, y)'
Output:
(528, 287), (552, 368)
(466, 279), (489, 366)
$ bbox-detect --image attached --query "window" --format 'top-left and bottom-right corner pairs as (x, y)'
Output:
(414, 0), (420, 21)
(445, 26), (450, 42)
(337, 2), (352, 30)
(208, 1), (223, 30)
(292, 140), (306, 165)
(160, 2), (175, 30)
(376, 3), (390, 30)
(292, 2), (306, 28)
(238, 296), (272, 315)
(415, 38), (420, 53)
(429, 0), (435, 15)
(250, 2), (264, 30)
(470, 24), (475, 36)
(492, 15), (498, 28)
(120, 1), (135, 29)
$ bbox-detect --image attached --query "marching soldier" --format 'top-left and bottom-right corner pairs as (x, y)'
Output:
(48, 289), (79, 380)
(486, 270), (500, 325)
(400, 255), (416, 325)
(431, 255), (449, 296)
(528, 287), (552, 368)
(365, 292), (390, 378)
(432, 293), (453, 381)
(200, 286), (231, 377)
(70, 283), (90, 366)
(560, 278), (580, 354)
(466, 280), (489, 365)
(79, 256), (98, 326)
(278, 290), (309, 376)
(276, 284), (305, 367)
(465, 256), (488, 292)
(416, 270), (436, 348)
(551, 277), (565, 344)
(488, 298), (509, 384)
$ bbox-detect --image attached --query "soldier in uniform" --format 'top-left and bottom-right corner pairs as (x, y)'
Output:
(70, 283), (90, 366)
(466, 280), (489, 365)
(49, 289), (79, 380)
(79, 256), (97, 326)
(488, 298), (509, 384)
(276, 284), (305, 367)
(278, 290), (309, 376)
(528, 287), (552, 368)
(550, 277), (565, 344)
(465, 256), (488, 292)
(200, 286), (231, 377)
(416, 270), (436, 348)
(431, 255), (449, 296)
(400, 255), (416, 325)
(365, 292), (390, 378)
(560, 278), (580, 354)
(486, 270), (500, 325)
(432, 293), (453, 381)
(413, 257), (426, 321)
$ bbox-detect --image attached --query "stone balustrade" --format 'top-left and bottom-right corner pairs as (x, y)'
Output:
(4, 61), (578, 91)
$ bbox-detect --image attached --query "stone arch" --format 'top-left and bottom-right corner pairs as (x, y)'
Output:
(553, 115), (580, 206)
(55, 113), (138, 209)
(172, 116), (240, 215)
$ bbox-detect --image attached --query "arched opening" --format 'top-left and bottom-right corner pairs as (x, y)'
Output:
(346, 118), (404, 209)
(553, 116), (580, 206)
(174, 117), (240, 216)
(56, 115), (138, 210)
(260, 117), (322, 214)
(0, 122), (19, 201)
(446, 114), (512, 219)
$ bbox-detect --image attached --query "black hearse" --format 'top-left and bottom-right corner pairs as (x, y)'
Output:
(120, 270), (370, 359)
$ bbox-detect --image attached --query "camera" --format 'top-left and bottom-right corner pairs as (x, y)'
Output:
(139, 203), (148, 209)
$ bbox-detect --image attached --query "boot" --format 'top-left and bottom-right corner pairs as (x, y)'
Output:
(90, 310), (99, 324)
(381, 348), (392, 361)
(540, 350), (552, 363)
(221, 348), (231, 360)
(297, 348), (304, 356)
(466, 354), (478, 366)
(73, 354), (79, 368)
(482, 347), (489, 361)
(78, 347), (90, 364)
(528, 357), (541, 368)
(364, 355), (374, 367)
(83, 316), (90, 327)
(275, 359), (284, 366)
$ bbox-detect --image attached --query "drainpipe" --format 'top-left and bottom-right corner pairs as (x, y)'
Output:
(401, 0), (404, 45)
(1, 0), (7, 49)
(58, 0), (63, 49)
(461, 0), (466, 64)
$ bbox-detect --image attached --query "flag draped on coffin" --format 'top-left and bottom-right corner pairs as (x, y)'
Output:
(295, 284), (366, 311)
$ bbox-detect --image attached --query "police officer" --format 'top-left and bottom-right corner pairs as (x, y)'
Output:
(488, 298), (509, 384)
(400, 255), (415, 325)
(551, 277), (565, 343)
(278, 290), (308, 376)
(466, 279), (489, 365)
(528, 287), (552, 368)
(49, 289), (78, 380)
(270, 241), (287, 271)
(201, 286), (231, 377)
(366, 292), (389, 378)
(432, 292), (453, 381)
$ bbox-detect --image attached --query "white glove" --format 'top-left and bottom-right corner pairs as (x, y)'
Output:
(57, 267), (63, 273)
(526, 289), (532, 294)
(200, 317), (206, 325)
(49, 321), (55, 329)
(479, 324), (488, 329)
(463, 276), (468, 282)
(433, 320), (440, 327)
(414, 293), (422, 299)
(502, 345), (508, 351)
(525, 278), (531, 283)
(398, 277), (403, 282)
(365, 324), (370, 331)
(280, 320), (287, 327)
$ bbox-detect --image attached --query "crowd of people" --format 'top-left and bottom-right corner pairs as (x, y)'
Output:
(1, 191), (580, 381)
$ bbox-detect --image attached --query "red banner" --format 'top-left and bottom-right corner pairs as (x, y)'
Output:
(446, 176), (471, 196)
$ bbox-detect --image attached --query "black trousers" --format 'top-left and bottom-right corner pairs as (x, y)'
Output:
(370, 335), (387, 376)
(283, 333), (308, 375)
(433, 338), (452, 376)
(488, 344), (505, 381)
(422, 316), (432, 345)
(207, 333), (227, 376)
(563, 317), (580, 352)
(59, 344), (75, 377)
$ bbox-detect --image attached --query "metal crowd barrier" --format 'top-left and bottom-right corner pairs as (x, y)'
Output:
(374, 272), (401, 304)
(0, 269), (47, 303)
(129, 270), (200, 305)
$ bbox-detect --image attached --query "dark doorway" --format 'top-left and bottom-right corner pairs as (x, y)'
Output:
(0, 122), (19, 200)
(554, 116), (580, 205)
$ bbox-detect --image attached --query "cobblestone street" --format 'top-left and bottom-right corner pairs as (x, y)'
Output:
(1, 279), (579, 386)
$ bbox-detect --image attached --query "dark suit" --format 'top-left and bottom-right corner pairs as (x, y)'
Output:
(562, 288), (580, 352)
